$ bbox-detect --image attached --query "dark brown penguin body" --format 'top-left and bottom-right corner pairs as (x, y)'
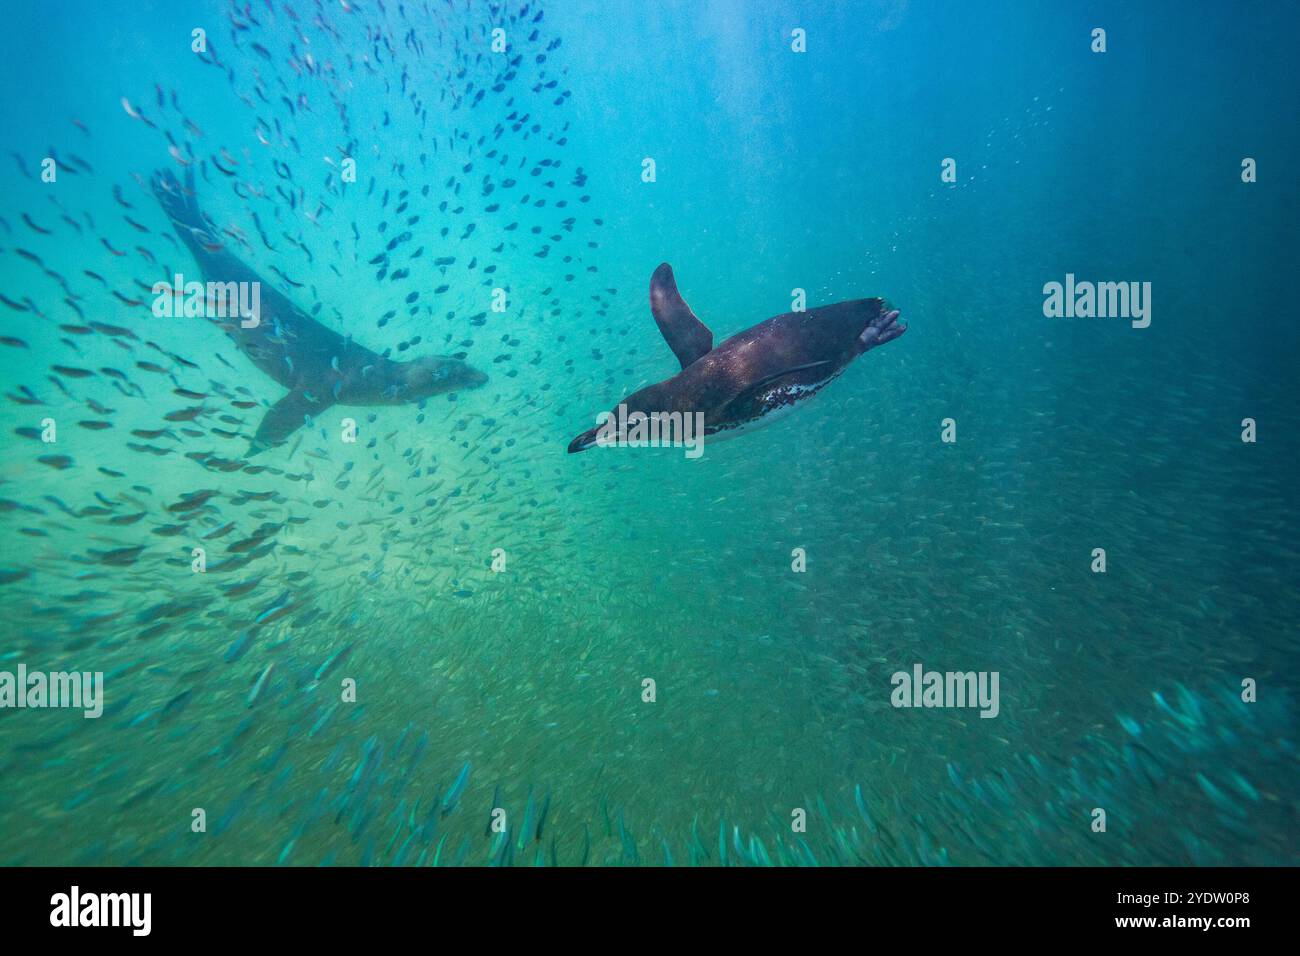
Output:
(568, 264), (906, 452)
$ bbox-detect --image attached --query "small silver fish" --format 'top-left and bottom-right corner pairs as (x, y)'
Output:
(248, 663), (274, 707)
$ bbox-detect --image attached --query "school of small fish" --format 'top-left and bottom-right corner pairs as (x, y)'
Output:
(0, 0), (1295, 867)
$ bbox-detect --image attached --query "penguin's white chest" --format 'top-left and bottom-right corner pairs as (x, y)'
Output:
(706, 375), (839, 443)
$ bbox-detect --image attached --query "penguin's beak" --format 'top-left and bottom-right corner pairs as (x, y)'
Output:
(567, 427), (600, 454)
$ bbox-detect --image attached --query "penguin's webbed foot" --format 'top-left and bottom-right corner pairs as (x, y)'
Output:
(859, 308), (906, 352)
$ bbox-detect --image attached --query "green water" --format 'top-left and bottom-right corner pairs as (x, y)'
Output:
(0, 0), (1296, 866)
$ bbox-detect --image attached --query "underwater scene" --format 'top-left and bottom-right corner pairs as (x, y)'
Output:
(0, 0), (1296, 868)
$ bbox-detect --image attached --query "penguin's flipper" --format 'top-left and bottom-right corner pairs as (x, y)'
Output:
(649, 263), (713, 369)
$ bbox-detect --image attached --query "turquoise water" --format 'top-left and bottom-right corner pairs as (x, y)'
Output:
(0, 0), (1296, 866)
